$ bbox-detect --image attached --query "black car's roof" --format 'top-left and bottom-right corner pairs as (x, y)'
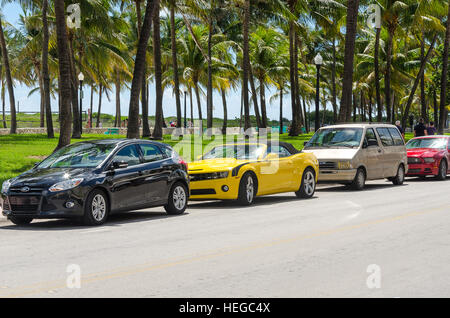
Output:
(77, 139), (169, 147)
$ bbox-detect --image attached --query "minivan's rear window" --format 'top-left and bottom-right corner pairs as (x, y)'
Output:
(388, 128), (405, 146)
(376, 128), (394, 146)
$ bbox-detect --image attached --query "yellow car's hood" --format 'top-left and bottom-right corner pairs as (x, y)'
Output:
(188, 158), (250, 173)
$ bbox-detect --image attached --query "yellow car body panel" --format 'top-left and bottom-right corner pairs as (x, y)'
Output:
(188, 144), (319, 201)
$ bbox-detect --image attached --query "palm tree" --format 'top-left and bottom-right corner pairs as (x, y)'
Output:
(0, 16), (17, 134)
(338, 0), (360, 123)
(54, 0), (73, 149)
(168, 0), (182, 127)
(152, 0), (164, 139)
(242, 0), (251, 131)
(439, 2), (450, 134)
(127, 0), (157, 139)
(42, 0), (54, 138)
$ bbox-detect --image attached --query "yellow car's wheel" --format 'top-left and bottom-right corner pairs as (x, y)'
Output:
(237, 172), (257, 206)
(295, 167), (316, 199)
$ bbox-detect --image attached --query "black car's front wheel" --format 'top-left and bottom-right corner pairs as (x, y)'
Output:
(9, 216), (33, 226)
(165, 182), (188, 215)
(83, 189), (109, 226)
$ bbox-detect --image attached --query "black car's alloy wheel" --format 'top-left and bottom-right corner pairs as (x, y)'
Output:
(84, 189), (109, 226)
(237, 172), (256, 206)
(296, 167), (316, 199)
(436, 160), (448, 181)
(9, 216), (33, 226)
(165, 182), (188, 215)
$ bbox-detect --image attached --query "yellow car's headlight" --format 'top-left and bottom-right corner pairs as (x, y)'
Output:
(338, 161), (352, 170)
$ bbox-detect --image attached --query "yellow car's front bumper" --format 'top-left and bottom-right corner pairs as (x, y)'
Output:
(189, 176), (242, 200)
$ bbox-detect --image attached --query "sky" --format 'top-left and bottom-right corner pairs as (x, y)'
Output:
(2, 2), (296, 121)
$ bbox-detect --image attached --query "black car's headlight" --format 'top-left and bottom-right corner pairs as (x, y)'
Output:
(49, 178), (84, 192)
(1, 179), (11, 194)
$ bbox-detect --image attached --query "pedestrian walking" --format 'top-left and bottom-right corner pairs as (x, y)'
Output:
(414, 118), (428, 137)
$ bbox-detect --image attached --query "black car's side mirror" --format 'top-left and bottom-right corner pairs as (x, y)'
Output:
(111, 161), (128, 170)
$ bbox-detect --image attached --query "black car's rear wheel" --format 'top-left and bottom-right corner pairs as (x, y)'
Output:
(83, 189), (109, 226)
(9, 216), (33, 226)
(436, 160), (448, 181)
(164, 182), (188, 215)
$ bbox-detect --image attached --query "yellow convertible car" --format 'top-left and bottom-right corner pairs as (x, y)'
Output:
(188, 142), (319, 205)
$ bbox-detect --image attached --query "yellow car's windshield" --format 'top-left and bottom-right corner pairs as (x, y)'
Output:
(203, 145), (265, 160)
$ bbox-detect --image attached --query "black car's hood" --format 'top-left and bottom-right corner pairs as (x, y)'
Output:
(10, 168), (92, 188)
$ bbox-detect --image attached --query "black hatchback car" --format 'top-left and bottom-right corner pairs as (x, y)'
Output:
(1, 139), (190, 226)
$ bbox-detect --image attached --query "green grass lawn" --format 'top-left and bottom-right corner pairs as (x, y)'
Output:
(0, 131), (439, 185)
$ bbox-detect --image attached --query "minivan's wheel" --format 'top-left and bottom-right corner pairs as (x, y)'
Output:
(350, 168), (366, 190)
(164, 182), (188, 215)
(83, 189), (109, 226)
(8, 216), (33, 226)
(436, 160), (448, 181)
(296, 167), (316, 199)
(392, 164), (405, 185)
(237, 172), (257, 206)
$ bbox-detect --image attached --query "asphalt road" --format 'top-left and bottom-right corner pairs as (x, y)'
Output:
(0, 177), (449, 298)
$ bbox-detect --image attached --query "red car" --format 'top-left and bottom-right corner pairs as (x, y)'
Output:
(406, 136), (450, 180)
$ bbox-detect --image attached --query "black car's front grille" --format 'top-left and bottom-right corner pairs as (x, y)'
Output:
(408, 157), (422, 164)
(191, 189), (216, 195)
(9, 187), (44, 194)
(7, 196), (41, 213)
(319, 161), (337, 170)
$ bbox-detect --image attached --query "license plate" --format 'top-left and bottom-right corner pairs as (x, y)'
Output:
(9, 196), (40, 205)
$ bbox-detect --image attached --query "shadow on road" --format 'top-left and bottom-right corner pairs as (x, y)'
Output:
(188, 195), (318, 210)
(405, 176), (450, 182)
(0, 210), (188, 231)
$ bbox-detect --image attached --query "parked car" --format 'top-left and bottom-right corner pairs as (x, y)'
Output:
(302, 124), (408, 190)
(188, 142), (319, 205)
(406, 136), (450, 180)
(1, 139), (189, 226)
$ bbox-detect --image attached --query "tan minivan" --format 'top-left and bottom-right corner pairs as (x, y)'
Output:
(302, 124), (408, 190)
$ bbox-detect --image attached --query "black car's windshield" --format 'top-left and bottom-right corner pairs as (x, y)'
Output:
(38, 143), (117, 168)
(406, 138), (447, 150)
(305, 128), (363, 148)
(202, 145), (265, 160)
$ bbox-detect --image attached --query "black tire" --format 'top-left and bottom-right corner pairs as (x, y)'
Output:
(164, 182), (188, 215)
(8, 216), (33, 226)
(237, 172), (257, 206)
(436, 160), (448, 181)
(350, 168), (366, 191)
(83, 189), (109, 226)
(295, 167), (316, 199)
(392, 164), (405, 185)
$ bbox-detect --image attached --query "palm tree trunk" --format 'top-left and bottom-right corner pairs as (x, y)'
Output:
(89, 85), (94, 128)
(42, 0), (54, 138)
(288, 19), (299, 135)
(302, 97), (309, 133)
(385, 30), (393, 123)
(189, 86), (193, 124)
(68, 38), (81, 138)
(127, 0), (156, 138)
(194, 82), (203, 123)
(433, 88), (438, 126)
(152, 1), (163, 140)
(170, 2), (182, 127)
(54, 0), (72, 149)
(0, 16), (16, 134)
(438, 4), (450, 134)
(279, 87), (283, 134)
(96, 84), (103, 128)
(221, 89), (227, 135)
(402, 34), (438, 129)
(249, 65), (262, 128)
(331, 36), (337, 123)
(2, 80), (6, 128)
(242, 0), (251, 131)
(374, 27), (382, 122)
(206, 6), (214, 130)
(294, 36), (303, 128)
(338, 0), (360, 123)
(115, 70), (121, 127)
(259, 77), (268, 128)
(37, 67), (45, 128)
(420, 31), (427, 121)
